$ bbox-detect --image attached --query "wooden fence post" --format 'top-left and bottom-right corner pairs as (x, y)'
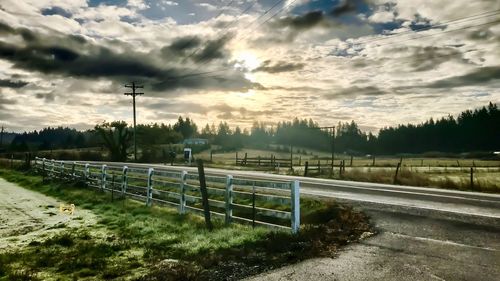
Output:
(146, 168), (154, 207)
(101, 164), (107, 191)
(244, 153), (248, 165)
(470, 167), (474, 190)
(350, 155), (353, 167)
(225, 175), (233, 224)
(291, 180), (300, 234)
(372, 156), (376, 166)
(210, 150), (213, 162)
(179, 171), (187, 214)
(235, 152), (238, 165)
(304, 161), (309, 177)
(121, 166), (128, 197)
(197, 160), (213, 231)
(394, 162), (401, 184)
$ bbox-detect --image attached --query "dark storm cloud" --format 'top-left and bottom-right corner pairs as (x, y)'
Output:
(274, 10), (326, 30)
(424, 66), (500, 88)
(409, 46), (467, 72)
(41, 6), (73, 18)
(330, 0), (359, 17)
(253, 60), (305, 73)
(0, 21), (36, 41)
(192, 35), (231, 62)
(0, 22), (255, 92)
(325, 86), (387, 99)
(273, 0), (370, 31)
(0, 79), (28, 88)
(161, 36), (201, 56)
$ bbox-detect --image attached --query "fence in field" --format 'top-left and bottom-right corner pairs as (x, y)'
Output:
(33, 157), (300, 233)
(235, 152), (292, 168)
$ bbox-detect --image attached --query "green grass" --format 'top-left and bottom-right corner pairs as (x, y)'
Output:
(332, 167), (500, 193)
(0, 169), (373, 281)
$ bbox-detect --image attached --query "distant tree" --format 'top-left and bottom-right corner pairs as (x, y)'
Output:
(94, 121), (132, 161)
(173, 117), (198, 139)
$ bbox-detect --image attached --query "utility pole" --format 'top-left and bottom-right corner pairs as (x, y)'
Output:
(0, 126), (4, 147)
(124, 82), (144, 161)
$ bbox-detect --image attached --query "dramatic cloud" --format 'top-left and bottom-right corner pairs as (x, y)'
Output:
(425, 66), (500, 88)
(0, 21), (254, 92)
(253, 60), (305, 73)
(0, 0), (498, 132)
(0, 79), (28, 88)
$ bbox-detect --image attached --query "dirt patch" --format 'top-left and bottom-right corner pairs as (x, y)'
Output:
(0, 177), (97, 249)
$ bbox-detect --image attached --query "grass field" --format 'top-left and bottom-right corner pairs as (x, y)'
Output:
(2, 145), (499, 193)
(0, 169), (373, 281)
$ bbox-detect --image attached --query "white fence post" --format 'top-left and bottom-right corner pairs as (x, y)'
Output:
(42, 158), (46, 175)
(147, 168), (154, 207)
(291, 180), (300, 234)
(50, 159), (55, 176)
(121, 166), (128, 196)
(60, 161), (65, 178)
(179, 171), (187, 214)
(84, 163), (89, 183)
(225, 175), (233, 225)
(72, 162), (76, 179)
(101, 164), (107, 191)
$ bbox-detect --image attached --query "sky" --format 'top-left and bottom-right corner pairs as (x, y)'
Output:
(0, 0), (499, 133)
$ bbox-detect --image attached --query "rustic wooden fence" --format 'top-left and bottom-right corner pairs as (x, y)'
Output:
(34, 157), (300, 233)
(235, 152), (292, 168)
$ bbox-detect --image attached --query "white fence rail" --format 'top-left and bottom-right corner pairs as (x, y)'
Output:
(34, 157), (300, 233)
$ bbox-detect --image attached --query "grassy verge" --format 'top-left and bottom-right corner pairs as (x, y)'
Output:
(0, 169), (373, 281)
(333, 168), (500, 193)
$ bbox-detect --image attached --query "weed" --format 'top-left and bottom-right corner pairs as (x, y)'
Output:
(0, 169), (373, 280)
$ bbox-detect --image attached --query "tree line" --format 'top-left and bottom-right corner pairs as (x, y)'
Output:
(3, 103), (499, 157)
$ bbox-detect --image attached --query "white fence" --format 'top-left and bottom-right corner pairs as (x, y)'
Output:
(34, 157), (300, 233)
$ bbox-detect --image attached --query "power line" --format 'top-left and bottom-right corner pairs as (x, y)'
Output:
(165, 1), (296, 82)
(177, 0), (239, 63)
(163, 17), (500, 83)
(182, 0), (260, 63)
(356, 9), (500, 45)
(156, 9), (499, 84)
(372, 19), (500, 48)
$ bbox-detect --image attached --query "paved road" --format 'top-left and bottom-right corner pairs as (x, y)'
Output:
(247, 207), (500, 281)
(59, 161), (500, 280)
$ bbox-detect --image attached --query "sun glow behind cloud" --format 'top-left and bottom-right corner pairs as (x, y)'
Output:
(0, 0), (498, 132)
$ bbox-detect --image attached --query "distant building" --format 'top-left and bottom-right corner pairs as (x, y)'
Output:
(183, 138), (209, 145)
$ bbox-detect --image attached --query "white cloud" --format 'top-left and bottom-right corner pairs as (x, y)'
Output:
(0, 0), (498, 132)
(198, 3), (218, 11)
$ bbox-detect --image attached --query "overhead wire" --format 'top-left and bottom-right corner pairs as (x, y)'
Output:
(162, 7), (500, 83)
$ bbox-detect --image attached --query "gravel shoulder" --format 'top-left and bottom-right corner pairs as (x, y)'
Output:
(0, 177), (97, 249)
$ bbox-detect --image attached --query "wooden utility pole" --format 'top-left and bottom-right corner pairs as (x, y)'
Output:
(0, 126), (4, 147)
(124, 82), (144, 161)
